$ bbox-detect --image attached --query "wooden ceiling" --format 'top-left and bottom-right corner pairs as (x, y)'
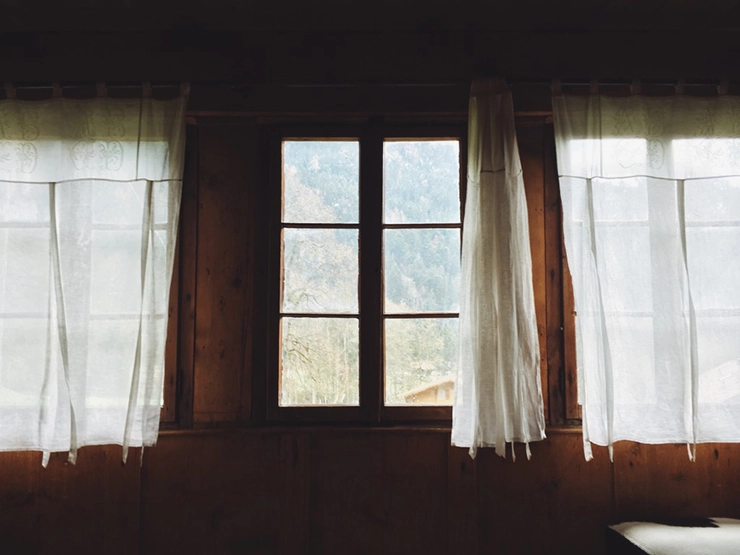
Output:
(0, 0), (739, 32)
(0, 0), (738, 88)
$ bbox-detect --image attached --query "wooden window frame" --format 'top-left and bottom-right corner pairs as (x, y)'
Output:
(161, 122), (198, 428)
(264, 120), (466, 424)
(170, 115), (578, 431)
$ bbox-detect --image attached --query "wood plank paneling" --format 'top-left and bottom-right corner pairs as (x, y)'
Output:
(0, 452), (42, 554)
(309, 431), (448, 555)
(279, 433), (311, 555)
(478, 433), (614, 555)
(519, 123), (549, 421)
(543, 123), (566, 425)
(38, 447), (141, 555)
(0, 447), (140, 555)
(4, 430), (740, 555)
(384, 433), (448, 555)
(614, 442), (740, 522)
(141, 432), (283, 554)
(447, 445), (478, 554)
(194, 122), (257, 423)
(309, 432), (387, 555)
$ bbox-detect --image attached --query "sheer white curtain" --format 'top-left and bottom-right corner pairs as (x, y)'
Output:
(452, 78), (546, 458)
(0, 94), (187, 466)
(553, 92), (740, 460)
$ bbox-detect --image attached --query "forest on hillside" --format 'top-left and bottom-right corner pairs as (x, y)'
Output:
(280, 139), (461, 406)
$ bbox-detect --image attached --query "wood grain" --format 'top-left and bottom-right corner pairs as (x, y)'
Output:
(447, 444), (478, 554)
(193, 122), (257, 423)
(175, 123), (200, 429)
(519, 123), (549, 422)
(141, 432), (283, 554)
(478, 433), (614, 555)
(309, 432), (387, 555)
(0, 447), (140, 555)
(614, 442), (740, 522)
(544, 123), (566, 424)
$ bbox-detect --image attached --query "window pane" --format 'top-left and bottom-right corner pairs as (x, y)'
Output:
(592, 177), (648, 221)
(91, 230), (143, 314)
(688, 227), (740, 310)
(0, 318), (47, 397)
(686, 178), (740, 222)
(596, 226), (652, 313)
(283, 141), (359, 224)
(93, 181), (147, 225)
(384, 228), (460, 313)
(0, 183), (49, 223)
(385, 318), (458, 406)
(280, 317), (359, 406)
(283, 228), (358, 314)
(383, 140), (460, 224)
(86, 319), (138, 400)
(0, 228), (50, 314)
(697, 317), (740, 404)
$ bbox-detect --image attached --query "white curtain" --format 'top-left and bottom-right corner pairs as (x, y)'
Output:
(452, 78), (546, 458)
(0, 94), (187, 465)
(553, 92), (740, 460)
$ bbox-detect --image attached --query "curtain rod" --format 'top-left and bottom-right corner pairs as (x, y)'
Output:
(3, 81), (190, 96)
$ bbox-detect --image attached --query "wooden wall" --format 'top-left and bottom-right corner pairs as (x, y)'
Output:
(1, 100), (740, 555)
(2, 431), (740, 554)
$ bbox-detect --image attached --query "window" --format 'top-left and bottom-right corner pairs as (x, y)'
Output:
(553, 93), (740, 453)
(267, 124), (464, 422)
(0, 96), (185, 461)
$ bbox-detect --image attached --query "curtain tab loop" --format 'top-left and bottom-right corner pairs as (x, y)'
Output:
(142, 81), (152, 98)
(96, 82), (108, 97)
(676, 78), (686, 95)
(631, 79), (642, 95)
(551, 78), (563, 97)
(4, 82), (16, 99)
(589, 78), (599, 95)
(718, 79), (729, 96)
(52, 82), (62, 98)
(180, 82), (191, 97)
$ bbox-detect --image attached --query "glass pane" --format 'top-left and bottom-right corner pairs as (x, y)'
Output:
(592, 177), (648, 221)
(86, 319), (138, 400)
(283, 141), (359, 224)
(686, 178), (740, 223)
(697, 317), (740, 404)
(688, 227), (740, 310)
(280, 317), (359, 406)
(384, 228), (460, 313)
(283, 228), (358, 313)
(385, 318), (458, 406)
(383, 140), (460, 224)
(0, 182), (49, 223)
(596, 226), (652, 313)
(93, 181), (147, 225)
(605, 316), (657, 406)
(0, 228), (50, 314)
(0, 318), (47, 398)
(90, 230), (142, 314)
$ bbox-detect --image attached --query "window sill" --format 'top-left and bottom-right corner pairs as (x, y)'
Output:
(158, 421), (584, 436)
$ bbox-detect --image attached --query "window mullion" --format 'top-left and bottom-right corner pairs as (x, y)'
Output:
(359, 124), (384, 422)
